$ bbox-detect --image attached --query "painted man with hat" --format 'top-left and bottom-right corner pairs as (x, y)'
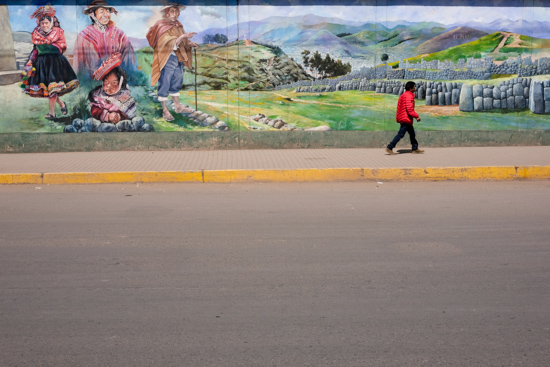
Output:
(146, 2), (198, 121)
(73, 0), (137, 82)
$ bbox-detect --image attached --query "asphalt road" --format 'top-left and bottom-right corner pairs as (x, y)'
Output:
(1, 181), (549, 367)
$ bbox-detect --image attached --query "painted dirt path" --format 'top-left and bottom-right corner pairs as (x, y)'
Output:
(191, 101), (255, 128)
(417, 104), (461, 116)
(198, 94), (461, 130)
(493, 31), (525, 53)
(273, 93), (369, 109)
(275, 93), (461, 117)
(202, 92), (460, 118)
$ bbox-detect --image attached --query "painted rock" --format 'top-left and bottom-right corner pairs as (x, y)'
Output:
(474, 96), (484, 111)
(529, 81), (544, 114)
(459, 84), (474, 112)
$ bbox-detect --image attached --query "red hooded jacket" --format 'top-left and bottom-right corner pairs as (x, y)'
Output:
(396, 90), (419, 125)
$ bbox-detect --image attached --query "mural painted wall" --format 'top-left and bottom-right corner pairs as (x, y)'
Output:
(1, 0), (549, 134)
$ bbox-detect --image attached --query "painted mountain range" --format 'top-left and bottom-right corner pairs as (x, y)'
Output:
(414, 27), (490, 55)
(198, 15), (550, 65)
(450, 19), (550, 39)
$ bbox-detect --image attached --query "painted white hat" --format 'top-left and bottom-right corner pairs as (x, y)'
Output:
(160, 2), (186, 11)
(83, 0), (117, 15)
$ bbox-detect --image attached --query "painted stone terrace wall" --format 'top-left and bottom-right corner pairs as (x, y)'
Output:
(281, 56), (550, 89)
(426, 82), (462, 106)
(293, 76), (550, 116)
(415, 68), (492, 81)
(285, 50), (550, 114)
(459, 78), (550, 114)
(284, 55), (542, 87)
(293, 79), (462, 108)
(491, 56), (550, 77)
(518, 59), (550, 77)
(351, 57), (496, 82)
(402, 57), (492, 71)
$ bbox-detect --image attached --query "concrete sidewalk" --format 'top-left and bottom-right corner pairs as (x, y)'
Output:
(1, 146), (549, 184)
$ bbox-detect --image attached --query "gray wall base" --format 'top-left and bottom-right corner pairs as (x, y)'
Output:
(1, 131), (550, 153)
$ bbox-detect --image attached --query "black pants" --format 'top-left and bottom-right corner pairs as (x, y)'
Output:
(387, 123), (418, 150)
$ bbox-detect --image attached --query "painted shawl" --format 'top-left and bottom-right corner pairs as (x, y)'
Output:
(146, 19), (193, 87)
(31, 26), (67, 54)
(89, 87), (137, 123)
(73, 21), (137, 78)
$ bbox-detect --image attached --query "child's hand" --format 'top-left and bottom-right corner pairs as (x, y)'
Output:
(109, 112), (121, 124)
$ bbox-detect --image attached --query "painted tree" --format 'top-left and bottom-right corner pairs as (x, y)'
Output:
(203, 33), (228, 44)
(301, 50), (311, 69)
(214, 33), (228, 44)
(203, 34), (213, 44)
(301, 50), (351, 78)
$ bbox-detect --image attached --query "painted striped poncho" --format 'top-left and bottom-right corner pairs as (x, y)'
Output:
(89, 87), (137, 123)
(73, 21), (137, 80)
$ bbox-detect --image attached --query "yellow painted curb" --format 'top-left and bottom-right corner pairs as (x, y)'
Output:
(204, 166), (550, 182)
(517, 166), (550, 179)
(1, 166), (549, 185)
(368, 166), (519, 181)
(43, 171), (203, 184)
(204, 168), (364, 183)
(0, 173), (42, 185)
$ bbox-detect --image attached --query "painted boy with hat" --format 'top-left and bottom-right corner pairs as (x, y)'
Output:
(73, 0), (137, 82)
(146, 2), (198, 121)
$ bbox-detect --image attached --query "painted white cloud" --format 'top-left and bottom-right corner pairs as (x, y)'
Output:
(136, 6), (237, 38)
(247, 5), (546, 24)
(199, 7), (225, 19)
(7, 4), (550, 38)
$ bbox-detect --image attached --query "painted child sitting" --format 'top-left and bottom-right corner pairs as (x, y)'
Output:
(65, 53), (153, 132)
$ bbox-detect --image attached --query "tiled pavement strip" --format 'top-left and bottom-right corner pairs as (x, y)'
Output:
(1, 146), (550, 184)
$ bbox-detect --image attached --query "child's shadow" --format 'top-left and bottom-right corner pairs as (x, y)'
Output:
(396, 149), (414, 154)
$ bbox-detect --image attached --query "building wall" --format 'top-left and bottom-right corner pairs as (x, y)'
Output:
(1, 1), (549, 151)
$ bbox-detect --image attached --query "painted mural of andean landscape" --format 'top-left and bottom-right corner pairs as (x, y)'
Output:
(3, 3), (550, 133)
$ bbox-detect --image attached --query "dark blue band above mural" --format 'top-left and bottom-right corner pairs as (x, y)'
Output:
(2, 0), (547, 6)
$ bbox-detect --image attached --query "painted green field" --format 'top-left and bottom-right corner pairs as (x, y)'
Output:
(0, 82), (85, 133)
(137, 41), (292, 91)
(2, 79), (549, 133)
(178, 89), (550, 131)
(0, 81), (213, 133)
(403, 32), (505, 64)
(394, 32), (549, 66)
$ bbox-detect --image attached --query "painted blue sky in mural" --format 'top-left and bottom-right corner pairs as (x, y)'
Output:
(8, 4), (550, 39)
(8, 5), (236, 36)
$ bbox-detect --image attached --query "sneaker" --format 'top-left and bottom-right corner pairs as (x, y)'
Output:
(412, 149), (425, 154)
(385, 148), (397, 155)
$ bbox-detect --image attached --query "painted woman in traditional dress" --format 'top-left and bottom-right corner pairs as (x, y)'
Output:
(21, 4), (79, 120)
